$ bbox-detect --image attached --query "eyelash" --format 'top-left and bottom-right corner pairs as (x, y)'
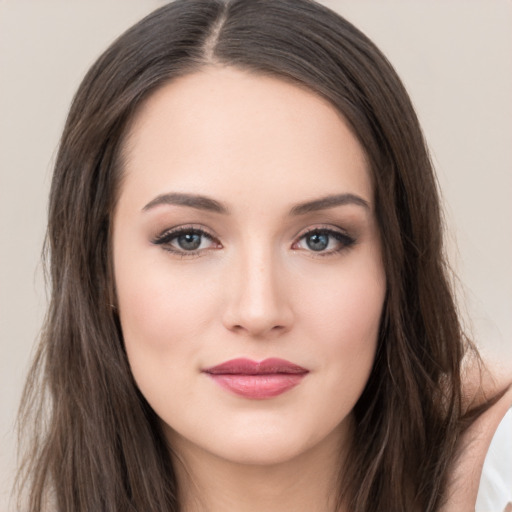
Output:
(152, 225), (220, 259)
(151, 224), (356, 258)
(292, 227), (356, 256)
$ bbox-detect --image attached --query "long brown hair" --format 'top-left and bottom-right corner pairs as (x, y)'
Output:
(17, 0), (484, 510)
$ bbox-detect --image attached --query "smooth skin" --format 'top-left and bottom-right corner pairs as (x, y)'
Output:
(112, 66), (512, 512)
(113, 66), (385, 512)
(440, 363), (512, 512)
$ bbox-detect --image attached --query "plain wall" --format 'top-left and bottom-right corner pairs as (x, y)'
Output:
(1, 1), (511, 510)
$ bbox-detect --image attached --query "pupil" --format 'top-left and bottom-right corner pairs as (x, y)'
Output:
(178, 233), (201, 250)
(307, 233), (328, 251)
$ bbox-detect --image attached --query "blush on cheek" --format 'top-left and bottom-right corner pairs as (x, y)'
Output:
(118, 274), (215, 357)
(308, 272), (383, 332)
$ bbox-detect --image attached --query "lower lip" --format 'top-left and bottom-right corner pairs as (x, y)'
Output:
(206, 373), (306, 399)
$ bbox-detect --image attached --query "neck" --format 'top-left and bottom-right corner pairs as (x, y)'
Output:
(168, 425), (349, 512)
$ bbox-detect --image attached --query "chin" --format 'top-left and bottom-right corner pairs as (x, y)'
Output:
(165, 412), (348, 469)
(210, 439), (313, 467)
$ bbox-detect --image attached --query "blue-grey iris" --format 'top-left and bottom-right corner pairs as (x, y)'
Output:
(178, 233), (202, 250)
(306, 233), (329, 251)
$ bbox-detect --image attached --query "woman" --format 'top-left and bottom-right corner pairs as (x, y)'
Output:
(16, 0), (511, 511)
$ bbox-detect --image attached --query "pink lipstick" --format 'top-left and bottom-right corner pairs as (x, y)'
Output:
(202, 358), (308, 399)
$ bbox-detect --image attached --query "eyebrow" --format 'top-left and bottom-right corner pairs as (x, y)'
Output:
(142, 192), (229, 214)
(142, 192), (370, 215)
(289, 193), (370, 215)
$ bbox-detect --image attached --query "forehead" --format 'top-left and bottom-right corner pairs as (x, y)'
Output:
(120, 66), (372, 212)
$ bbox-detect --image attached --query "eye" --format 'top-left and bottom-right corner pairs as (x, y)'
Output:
(293, 228), (355, 255)
(152, 226), (220, 256)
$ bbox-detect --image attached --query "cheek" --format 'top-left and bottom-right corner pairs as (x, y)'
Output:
(296, 256), (385, 390)
(114, 249), (221, 370)
(298, 257), (385, 345)
(114, 259), (225, 420)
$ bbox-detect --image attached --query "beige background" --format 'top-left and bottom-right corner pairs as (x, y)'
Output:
(1, 1), (511, 510)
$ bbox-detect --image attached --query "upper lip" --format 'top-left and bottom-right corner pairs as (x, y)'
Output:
(203, 358), (309, 375)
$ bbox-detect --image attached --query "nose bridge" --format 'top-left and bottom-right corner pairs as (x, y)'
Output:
(223, 238), (292, 336)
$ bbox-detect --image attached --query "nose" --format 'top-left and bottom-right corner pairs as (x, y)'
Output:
(221, 246), (294, 338)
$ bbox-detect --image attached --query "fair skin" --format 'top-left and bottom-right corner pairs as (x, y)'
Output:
(112, 66), (512, 511)
(112, 66), (386, 512)
(440, 363), (512, 512)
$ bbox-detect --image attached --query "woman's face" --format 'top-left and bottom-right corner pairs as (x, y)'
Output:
(112, 67), (386, 467)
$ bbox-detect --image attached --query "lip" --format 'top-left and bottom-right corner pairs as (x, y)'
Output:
(202, 358), (309, 399)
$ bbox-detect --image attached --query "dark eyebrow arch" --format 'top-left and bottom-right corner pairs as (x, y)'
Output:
(142, 191), (370, 216)
(142, 192), (229, 214)
(289, 193), (370, 215)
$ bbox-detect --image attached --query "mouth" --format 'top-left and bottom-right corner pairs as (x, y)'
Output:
(202, 358), (309, 399)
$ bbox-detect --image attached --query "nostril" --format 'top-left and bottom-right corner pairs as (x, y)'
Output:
(228, 322), (289, 337)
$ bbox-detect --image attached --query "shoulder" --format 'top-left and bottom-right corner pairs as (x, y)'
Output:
(440, 355), (512, 512)
(477, 407), (512, 512)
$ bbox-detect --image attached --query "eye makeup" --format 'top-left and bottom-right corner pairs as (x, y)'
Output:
(152, 224), (221, 258)
(292, 226), (356, 256)
(151, 223), (356, 259)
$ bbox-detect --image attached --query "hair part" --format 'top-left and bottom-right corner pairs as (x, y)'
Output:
(17, 1), (483, 511)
